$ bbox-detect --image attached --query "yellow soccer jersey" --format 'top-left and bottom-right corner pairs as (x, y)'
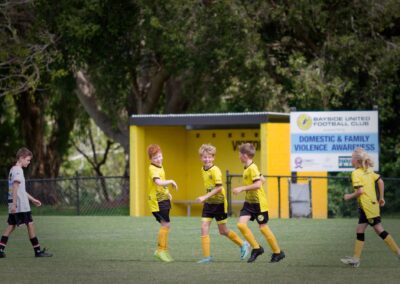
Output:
(242, 163), (268, 212)
(148, 164), (170, 212)
(201, 165), (227, 211)
(351, 167), (380, 219)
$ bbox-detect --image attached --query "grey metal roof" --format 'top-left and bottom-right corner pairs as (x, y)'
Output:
(130, 112), (289, 128)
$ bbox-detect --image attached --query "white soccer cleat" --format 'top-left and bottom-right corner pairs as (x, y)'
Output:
(340, 256), (360, 268)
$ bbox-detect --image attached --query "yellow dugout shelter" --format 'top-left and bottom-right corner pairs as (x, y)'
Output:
(129, 112), (328, 219)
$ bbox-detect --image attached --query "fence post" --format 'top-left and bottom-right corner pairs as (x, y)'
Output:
(226, 170), (232, 216)
(75, 172), (80, 216)
(277, 176), (281, 218)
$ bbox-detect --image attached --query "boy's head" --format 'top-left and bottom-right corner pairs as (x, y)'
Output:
(238, 143), (255, 163)
(147, 144), (163, 166)
(352, 147), (373, 170)
(16, 147), (33, 168)
(199, 144), (216, 167)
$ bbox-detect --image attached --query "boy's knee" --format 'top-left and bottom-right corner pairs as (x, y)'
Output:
(237, 223), (247, 231)
(379, 231), (389, 240)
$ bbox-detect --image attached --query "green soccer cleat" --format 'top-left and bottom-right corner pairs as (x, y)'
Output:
(0, 250), (5, 258)
(197, 256), (213, 264)
(340, 256), (360, 268)
(154, 250), (172, 262)
(240, 241), (250, 260)
(164, 250), (174, 262)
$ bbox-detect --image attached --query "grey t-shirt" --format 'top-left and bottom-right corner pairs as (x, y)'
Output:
(8, 166), (31, 213)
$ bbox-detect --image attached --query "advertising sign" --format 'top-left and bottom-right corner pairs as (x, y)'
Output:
(290, 111), (379, 172)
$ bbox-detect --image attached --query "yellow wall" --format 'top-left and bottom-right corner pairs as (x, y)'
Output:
(130, 123), (328, 218)
(264, 123), (291, 218)
(129, 126), (145, 216)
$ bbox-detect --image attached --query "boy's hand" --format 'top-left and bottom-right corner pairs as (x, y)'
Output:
(32, 199), (42, 207)
(171, 180), (178, 191)
(11, 204), (17, 213)
(379, 198), (385, 207)
(233, 187), (243, 195)
(196, 196), (206, 203)
(343, 194), (352, 201)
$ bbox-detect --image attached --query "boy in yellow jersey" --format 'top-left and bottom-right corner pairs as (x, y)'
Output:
(147, 144), (178, 262)
(341, 147), (400, 268)
(233, 143), (285, 263)
(196, 144), (250, 263)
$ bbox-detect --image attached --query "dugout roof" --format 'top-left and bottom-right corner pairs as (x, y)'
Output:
(129, 112), (290, 129)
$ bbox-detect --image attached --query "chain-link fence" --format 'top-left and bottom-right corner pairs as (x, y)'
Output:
(2, 174), (399, 217)
(0, 176), (129, 216)
(226, 172), (400, 218)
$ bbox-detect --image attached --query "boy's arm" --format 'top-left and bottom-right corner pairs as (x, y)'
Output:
(27, 192), (42, 207)
(11, 182), (19, 213)
(233, 180), (262, 195)
(344, 187), (364, 201)
(196, 185), (222, 203)
(377, 178), (385, 206)
(154, 178), (178, 190)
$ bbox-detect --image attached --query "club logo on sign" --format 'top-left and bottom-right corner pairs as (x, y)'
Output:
(297, 114), (312, 131)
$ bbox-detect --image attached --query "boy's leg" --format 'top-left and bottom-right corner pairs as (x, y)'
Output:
(237, 216), (264, 263)
(237, 216), (259, 249)
(27, 223), (40, 254)
(374, 223), (400, 256)
(259, 224), (281, 254)
(27, 223), (52, 257)
(218, 222), (242, 246)
(354, 223), (367, 259)
(200, 220), (212, 259)
(158, 221), (170, 252)
(341, 223), (367, 267)
(0, 225), (15, 257)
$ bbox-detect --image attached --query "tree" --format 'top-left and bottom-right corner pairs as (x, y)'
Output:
(0, 0), (80, 182)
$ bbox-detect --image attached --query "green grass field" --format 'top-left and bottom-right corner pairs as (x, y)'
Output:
(0, 216), (399, 284)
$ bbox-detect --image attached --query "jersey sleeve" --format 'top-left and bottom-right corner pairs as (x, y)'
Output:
(250, 165), (261, 182)
(149, 166), (161, 181)
(373, 172), (380, 182)
(10, 167), (23, 184)
(351, 171), (362, 189)
(213, 166), (223, 185)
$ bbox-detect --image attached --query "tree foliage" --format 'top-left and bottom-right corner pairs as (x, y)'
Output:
(1, 0), (400, 177)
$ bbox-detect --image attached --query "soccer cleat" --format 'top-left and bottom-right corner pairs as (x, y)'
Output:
(197, 256), (213, 264)
(154, 250), (172, 262)
(240, 241), (250, 260)
(247, 246), (264, 263)
(0, 250), (5, 258)
(340, 256), (360, 268)
(35, 248), (53, 258)
(164, 251), (174, 262)
(270, 250), (285, 263)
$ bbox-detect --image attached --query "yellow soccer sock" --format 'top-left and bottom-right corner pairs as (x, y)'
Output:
(227, 230), (243, 247)
(353, 240), (364, 259)
(201, 235), (211, 257)
(260, 225), (280, 254)
(383, 235), (400, 255)
(158, 227), (169, 251)
(237, 223), (260, 249)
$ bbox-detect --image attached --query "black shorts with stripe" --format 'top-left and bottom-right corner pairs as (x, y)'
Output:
(240, 202), (269, 224)
(358, 208), (381, 226)
(7, 211), (33, 226)
(152, 200), (171, 223)
(202, 203), (227, 222)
